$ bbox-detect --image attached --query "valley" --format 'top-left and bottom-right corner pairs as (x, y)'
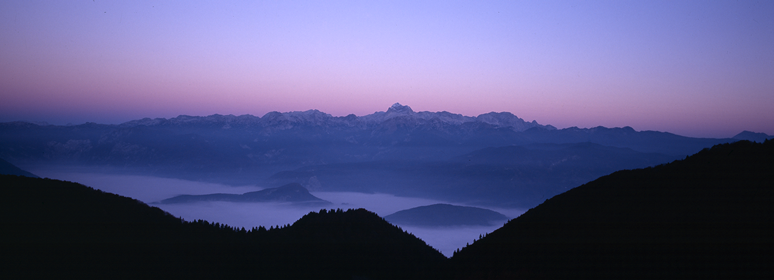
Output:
(3, 138), (771, 279)
(28, 167), (519, 257)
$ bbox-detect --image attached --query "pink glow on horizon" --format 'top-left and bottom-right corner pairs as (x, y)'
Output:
(1, 1), (773, 138)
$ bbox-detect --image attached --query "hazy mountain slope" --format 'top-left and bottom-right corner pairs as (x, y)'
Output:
(449, 140), (774, 279)
(269, 142), (681, 208)
(160, 182), (330, 205)
(0, 175), (445, 280)
(0, 157), (38, 177)
(517, 125), (732, 155)
(385, 204), (508, 227)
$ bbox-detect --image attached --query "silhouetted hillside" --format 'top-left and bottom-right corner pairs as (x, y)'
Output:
(0, 157), (38, 177)
(160, 182), (330, 205)
(274, 208), (447, 279)
(385, 204), (508, 227)
(449, 140), (773, 279)
(0, 175), (445, 280)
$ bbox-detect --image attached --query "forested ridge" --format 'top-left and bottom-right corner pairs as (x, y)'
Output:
(0, 175), (445, 280)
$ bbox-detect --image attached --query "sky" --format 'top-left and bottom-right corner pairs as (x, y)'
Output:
(1, 0), (772, 138)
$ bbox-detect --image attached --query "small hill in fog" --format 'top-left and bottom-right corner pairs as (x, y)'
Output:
(385, 204), (508, 227)
(159, 183), (330, 205)
(732, 130), (772, 142)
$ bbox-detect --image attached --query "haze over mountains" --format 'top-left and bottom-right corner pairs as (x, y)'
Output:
(0, 103), (757, 209)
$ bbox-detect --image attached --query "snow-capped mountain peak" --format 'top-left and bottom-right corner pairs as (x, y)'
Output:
(115, 103), (552, 132)
(387, 103), (414, 114)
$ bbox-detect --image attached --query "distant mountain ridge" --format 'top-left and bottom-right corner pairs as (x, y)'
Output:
(0, 103), (749, 208)
(733, 130), (773, 142)
(117, 103), (554, 132)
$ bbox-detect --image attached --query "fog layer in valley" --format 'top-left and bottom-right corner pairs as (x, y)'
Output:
(32, 168), (520, 256)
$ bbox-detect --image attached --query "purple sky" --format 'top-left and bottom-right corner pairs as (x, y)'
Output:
(1, 0), (772, 138)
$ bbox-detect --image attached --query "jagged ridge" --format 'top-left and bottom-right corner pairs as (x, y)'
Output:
(118, 103), (554, 132)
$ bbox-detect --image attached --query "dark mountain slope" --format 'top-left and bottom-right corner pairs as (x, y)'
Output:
(159, 182), (330, 205)
(385, 204), (508, 227)
(0, 157), (38, 177)
(449, 140), (774, 279)
(0, 175), (445, 280)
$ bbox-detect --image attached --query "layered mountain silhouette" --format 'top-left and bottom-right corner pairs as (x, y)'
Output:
(385, 204), (508, 227)
(159, 183), (330, 205)
(0, 174), (445, 280)
(448, 140), (774, 279)
(2, 139), (770, 279)
(0, 104), (742, 209)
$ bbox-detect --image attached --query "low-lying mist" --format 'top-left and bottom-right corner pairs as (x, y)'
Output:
(30, 169), (261, 202)
(30, 167), (522, 257)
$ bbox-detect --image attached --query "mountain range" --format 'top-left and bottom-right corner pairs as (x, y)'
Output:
(0, 104), (755, 208)
(116, 103), (554, 131)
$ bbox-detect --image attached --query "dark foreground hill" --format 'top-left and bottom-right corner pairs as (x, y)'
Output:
(159, 182), (330, 205)
(385, 204), (508, 227)
(449, 140), (774, 279)
(0, 175), (445, 280)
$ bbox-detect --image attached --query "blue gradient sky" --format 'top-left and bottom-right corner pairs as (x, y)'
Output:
(1, 0), (772, 138)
